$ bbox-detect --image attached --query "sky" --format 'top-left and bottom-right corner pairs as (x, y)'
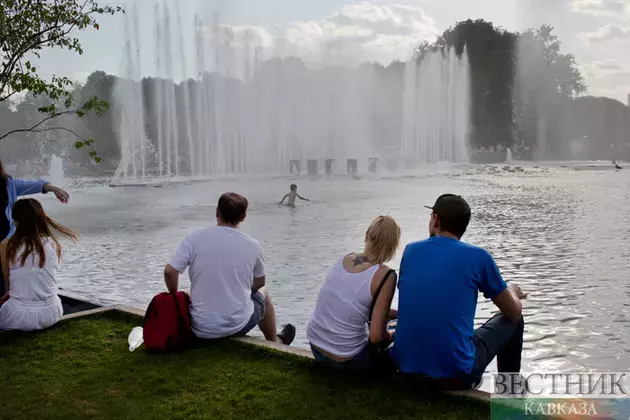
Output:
(34, 0), (630, 103)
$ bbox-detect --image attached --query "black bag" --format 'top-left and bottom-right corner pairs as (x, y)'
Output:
(366, 269), (397, 371)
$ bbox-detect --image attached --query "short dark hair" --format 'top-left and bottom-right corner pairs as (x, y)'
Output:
(217, 193), (248, 225)
(290, 184), (297, 191)
(427, 194), (471, 238)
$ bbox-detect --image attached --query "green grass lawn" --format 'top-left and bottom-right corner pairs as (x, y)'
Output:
(0, 311), (491, 420)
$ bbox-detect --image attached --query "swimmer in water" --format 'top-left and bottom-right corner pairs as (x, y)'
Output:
(279, 184), (310, 207)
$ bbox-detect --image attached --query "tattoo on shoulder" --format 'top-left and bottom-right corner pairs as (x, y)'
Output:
(352, 254), (370, 266)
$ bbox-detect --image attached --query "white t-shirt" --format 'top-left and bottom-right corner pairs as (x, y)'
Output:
(169, 226), (265, 339)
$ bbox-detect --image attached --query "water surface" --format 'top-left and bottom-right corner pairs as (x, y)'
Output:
(42, 165), (630, 373)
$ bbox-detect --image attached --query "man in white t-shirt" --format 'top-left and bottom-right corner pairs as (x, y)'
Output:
(164, 192), (296, 344)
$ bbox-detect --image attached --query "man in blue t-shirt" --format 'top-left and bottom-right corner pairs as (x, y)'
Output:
(391, 194), (527, 390)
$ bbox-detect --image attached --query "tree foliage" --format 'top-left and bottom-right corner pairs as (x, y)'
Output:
(415, 19), (517, 150)
(0, 0), (122, 159)
(416, 19), (591, 157)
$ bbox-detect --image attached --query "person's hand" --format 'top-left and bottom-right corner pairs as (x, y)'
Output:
(509, 283), (528, 300)
(0, 294), (10, 305)
(51, 186), (69, 204)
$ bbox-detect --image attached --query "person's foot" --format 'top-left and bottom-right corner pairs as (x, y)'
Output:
(277, 324), (296, 345)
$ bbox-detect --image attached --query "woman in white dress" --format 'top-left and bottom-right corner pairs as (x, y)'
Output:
(0, 198), (78, 331)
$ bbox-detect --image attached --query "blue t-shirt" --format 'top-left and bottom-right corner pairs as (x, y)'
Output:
(391, 236), (507, 378)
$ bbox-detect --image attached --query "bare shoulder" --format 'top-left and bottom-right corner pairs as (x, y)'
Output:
(342, 252), (357, 265)
(0, 238), (8, 250)
(370, 265), (397, 296)
(373, 265), (397, 281)
(342, 252), (372, 272)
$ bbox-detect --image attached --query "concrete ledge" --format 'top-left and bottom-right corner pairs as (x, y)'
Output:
(115, 305), (146, 317)
(447, 389), (491, 402)
(234, 336), (315, 359)
(60, 306), (116, 321)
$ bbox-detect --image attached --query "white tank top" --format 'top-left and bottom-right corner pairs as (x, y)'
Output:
(8, 238), (59, 304)
(307, 256), (381, 358)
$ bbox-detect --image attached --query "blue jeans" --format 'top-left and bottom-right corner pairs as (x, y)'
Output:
(458, 313), (524, 389)
(231, 291), (266, 337)
(403, 313), (524, 390)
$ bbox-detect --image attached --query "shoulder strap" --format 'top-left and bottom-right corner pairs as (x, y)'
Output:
(368, 269), (396, 324)
(172, 292), (187, 340)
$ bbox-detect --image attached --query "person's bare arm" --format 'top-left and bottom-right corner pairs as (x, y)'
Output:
(279, 194), (288, 204)
(164, 264), (180, 294)
(297, 194), (310, 201)
(492, 284), (527, 322)
(252, 275), (266, 291)
(166, 234), (192, 293)
(43, 183), (70, 203)
(0, 241), (10, 303)
(252, 246), (266, 292)
(369, 268), (397, 343)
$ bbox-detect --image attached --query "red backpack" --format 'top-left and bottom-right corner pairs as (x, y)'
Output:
(143, 292), (192, 352)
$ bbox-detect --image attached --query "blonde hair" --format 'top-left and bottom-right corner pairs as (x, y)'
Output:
(364, 216), (401, 264)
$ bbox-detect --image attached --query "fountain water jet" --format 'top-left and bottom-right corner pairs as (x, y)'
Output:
(110, 1), (473, 185)
(401, 47), (471, 164)
(48, 155), (64, 188)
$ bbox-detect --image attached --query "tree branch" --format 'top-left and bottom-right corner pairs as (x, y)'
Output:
(0, 1), (92, 93)
(21, 126), (100, 162)
(0, 108), (82, 141)
(29, 126), (90, 143)
(0, 89), (19, 103)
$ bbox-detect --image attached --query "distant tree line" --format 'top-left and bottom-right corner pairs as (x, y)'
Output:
(1, 19), (629, 171)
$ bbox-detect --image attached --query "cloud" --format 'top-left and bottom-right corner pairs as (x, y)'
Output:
(582, 58), (630, 76)
(570, 0), (630, 18)
(206, 2), (439, 67)
(580, 59), (630, 99)
(279, 2), (439, 65)
(328, 3), (436, 38)
(581, 24), (630, 42)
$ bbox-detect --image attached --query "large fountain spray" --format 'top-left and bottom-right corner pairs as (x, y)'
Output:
(111, 1), (471, 184)
(402, 48), (471, 163)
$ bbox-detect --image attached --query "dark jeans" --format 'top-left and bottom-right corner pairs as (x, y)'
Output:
(462, 313), (525, 389)
(401, 313), (524, 391)
(311, 344), (376, 372)
(311, 343), (395, 374)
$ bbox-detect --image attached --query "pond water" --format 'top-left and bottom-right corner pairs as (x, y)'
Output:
(39, 163), (630, 374)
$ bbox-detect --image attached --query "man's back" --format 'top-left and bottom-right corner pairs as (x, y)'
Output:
(392, 236), (507, 378)
(170, 226), (265, 339)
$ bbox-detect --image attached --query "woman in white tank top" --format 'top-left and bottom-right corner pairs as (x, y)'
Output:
(307, 216), (401, 372)
(0, 198), (78, 331)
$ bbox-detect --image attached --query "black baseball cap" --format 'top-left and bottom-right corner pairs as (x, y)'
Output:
(425, 194), (471, 220)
